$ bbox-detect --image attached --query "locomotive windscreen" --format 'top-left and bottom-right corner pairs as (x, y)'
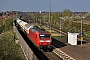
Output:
(40, 34), (50, 38)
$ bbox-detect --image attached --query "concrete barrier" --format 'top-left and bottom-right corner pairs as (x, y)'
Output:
(14, 26), (38, 60)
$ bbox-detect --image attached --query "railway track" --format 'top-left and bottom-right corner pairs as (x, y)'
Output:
(44, 23), (90, 43)
(43, 51), (62, 60)
(17, 27), (48, 60)
(16, 25), (63, 60)
(45, 24), (67, 35)
(42, 45), (75, 60)
(20, 16), (90, 60)
(15, 19), (64, 60)
(21, 16), (90, 42)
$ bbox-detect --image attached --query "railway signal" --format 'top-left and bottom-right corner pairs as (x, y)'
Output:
(80, 36), (83, 40)
(60, 28), (62, 32)
(60, 28), (62, 38)
(79, 32), (84, 35)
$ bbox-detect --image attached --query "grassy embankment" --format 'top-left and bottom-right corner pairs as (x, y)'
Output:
(0, 18), (26, 60)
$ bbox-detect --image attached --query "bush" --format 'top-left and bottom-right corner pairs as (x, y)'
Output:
(4, 18), (13, 32)
(0, 18), (26, 60)
(0, 32), (24, 60)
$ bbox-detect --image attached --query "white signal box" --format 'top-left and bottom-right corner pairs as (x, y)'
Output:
(68, 32), (79, 45)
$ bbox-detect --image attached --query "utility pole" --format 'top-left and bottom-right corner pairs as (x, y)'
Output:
(13, 12), (14, 26)
(39, 11), (41, 28)
(16, 11), (18, 19)
(43, 15), (46, 27)
(49, 0), (51, 33)
(13, 12), (14, 31)
(59, 17), (62, 38)
(79, 14), (83, 47)
(59, 13), (62, 38)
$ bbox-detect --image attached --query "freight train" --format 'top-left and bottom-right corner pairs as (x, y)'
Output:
(16, 18), (52, 51)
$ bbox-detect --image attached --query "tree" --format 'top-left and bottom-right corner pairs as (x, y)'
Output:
(0, 17), (25, 60)
(85, 11), (90, 20)
(4, 18), (13, 32)
(68, 19), (73, 31)
(0, 32), (23, 60)
(62, 9), (72, 17)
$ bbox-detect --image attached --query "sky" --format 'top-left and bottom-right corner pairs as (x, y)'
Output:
(0, 0), (90, 12)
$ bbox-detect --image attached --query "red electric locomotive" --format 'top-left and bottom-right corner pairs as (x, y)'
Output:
(17, 18), (52, 51)
(29, 26), (52, 50)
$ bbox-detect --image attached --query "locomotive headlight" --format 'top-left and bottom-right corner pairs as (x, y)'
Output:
(40, 40), (44, 42)
(46, 40), (51, 42)
(40, 40), (51, 42)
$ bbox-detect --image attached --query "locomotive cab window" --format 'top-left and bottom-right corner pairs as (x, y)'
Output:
(40, 34), (50, 38)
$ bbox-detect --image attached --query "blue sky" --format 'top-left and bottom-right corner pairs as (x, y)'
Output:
(0, 0), (90, 12)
